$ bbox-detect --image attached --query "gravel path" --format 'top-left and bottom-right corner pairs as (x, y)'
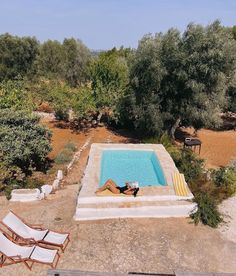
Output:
(218, 196), (236, 243)
(0, 122), (236, 275)
(1, 185), (236, 275)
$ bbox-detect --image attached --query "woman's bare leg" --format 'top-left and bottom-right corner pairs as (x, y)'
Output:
(96, 179), (120, 194)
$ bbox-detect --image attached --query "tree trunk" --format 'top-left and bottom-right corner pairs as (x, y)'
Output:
(170, 117), (181, 140)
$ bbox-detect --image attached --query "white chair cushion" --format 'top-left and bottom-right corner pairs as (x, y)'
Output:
(0, 233), (34, 258)
(30, 246), (57, 263)
(43, 231), (68, 245)
(3, 212), (48, 241)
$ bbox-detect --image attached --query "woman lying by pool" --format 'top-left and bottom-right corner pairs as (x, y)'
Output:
(96, 179), (139, 197)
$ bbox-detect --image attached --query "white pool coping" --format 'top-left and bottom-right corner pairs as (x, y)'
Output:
(77, 143), (193, 201)
(74, 143), (195, 220)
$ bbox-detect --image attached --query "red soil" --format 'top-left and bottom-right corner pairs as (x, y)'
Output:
(177, 127), (236, 168)
(42, 118), (236, 169)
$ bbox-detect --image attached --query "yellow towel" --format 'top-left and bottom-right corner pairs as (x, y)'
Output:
(173, 172), (189, 196)
(95, 189), (143, 197)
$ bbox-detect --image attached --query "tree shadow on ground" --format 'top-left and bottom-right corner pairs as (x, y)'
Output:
(107, 126), (141, 143)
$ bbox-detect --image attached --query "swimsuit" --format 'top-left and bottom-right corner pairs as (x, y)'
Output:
(117, 186), (128, 194)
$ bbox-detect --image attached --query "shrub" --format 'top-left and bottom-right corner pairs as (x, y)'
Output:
(0, 109), (52, 195)
(190, 193), (223, 228)
(171, 148), (205, 183)
(221, 169), (236, 196)
(3, 179), (22, 200)
(143, 133), (178, 154)
(228, 158), (236, 170)
(23, 177), (44, 190)
(3, 177), (44, 200)
(54, 107), (69, 121)
(64, 142), (77, 152)
(72, 87), (96, 120)
(211, 166), (236, 197)
(211, 168), (225, 186)
(54, 149), (73, 164)
(0, 80), (34, 111)
(0, 115), (52, 172)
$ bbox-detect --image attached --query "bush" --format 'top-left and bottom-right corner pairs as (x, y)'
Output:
(72, 87), (96, 120)
(0, 109), (52, 196)
(23, 177), (44, 190)
(190, 193), (223, 228)
(143, 133), (179, 154)
(3, 177), (44, 200)
(171, 148), (205, 183)
(64, 142), (77, 152)
(0, 110), (52, 173)
(211, 166), (236, 197)
(3, 179), (22, 200)
(54, 149), (73, 164)
(0, 80), (34, 111)
(221, 169), (236, 196)
(54, 107), (69, 121)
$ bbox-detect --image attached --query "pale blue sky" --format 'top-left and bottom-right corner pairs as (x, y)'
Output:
(0, 0), (235, 49)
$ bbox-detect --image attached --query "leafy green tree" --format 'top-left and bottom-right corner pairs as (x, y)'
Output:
(126, 33), (169, 135)
(0, 109), (52, 176)
(90, 48), (129, 122)
(72, 87), (96, 120)
(62, 38), (91, 87)
(127, 21), (236, 138)
(179, 21), (236, 132)
(43, 81), (73, 120)
(0, 80), (34, 110)
(35, 40), (64, 78)
(0, 33), (39, 80)
(225, 25), (236, 40)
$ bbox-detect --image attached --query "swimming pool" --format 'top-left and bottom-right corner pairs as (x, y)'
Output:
(99, 150), (166, 187)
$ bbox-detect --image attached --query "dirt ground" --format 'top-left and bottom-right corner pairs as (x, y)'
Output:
(176, 127), (236, 168)
(1, 184), (236, 276)
(43, 117), (236, 169)
(0, 119), (236, 275)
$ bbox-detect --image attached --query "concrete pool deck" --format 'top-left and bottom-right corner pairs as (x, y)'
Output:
(74, 144), (196, 220)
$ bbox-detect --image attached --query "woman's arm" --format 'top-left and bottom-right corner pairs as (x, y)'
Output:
(123, 188), (135, 195)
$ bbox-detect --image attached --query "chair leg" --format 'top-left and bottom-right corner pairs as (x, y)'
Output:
(23, 260), (33, 270)
(52, 252), (60, 268)
(62, 236), (70, 252)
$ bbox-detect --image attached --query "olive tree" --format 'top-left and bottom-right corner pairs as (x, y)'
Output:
(127, 21), (236, 138)
(35, 40), (64, 78)
(0, 33), (39, 81)
(62, 38), (91, 87)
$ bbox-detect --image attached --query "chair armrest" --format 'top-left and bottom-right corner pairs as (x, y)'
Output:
(11, 255), (22, 260)
(16, 238), (35, 245)
(28, 224), (44, 230)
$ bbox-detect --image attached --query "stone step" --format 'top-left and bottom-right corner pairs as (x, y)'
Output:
(74, 202), (197, 221)
(77, 199), (193, 209)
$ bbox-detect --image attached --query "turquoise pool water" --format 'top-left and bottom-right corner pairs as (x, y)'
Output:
(99, 150), (166, 187)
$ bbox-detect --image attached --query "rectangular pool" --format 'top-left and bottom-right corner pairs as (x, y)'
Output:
(99, 150), (166, 187)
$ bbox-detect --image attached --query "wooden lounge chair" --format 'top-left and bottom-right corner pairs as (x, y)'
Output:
(0, 231), (60, 270)
(0, 211), (70, 252)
